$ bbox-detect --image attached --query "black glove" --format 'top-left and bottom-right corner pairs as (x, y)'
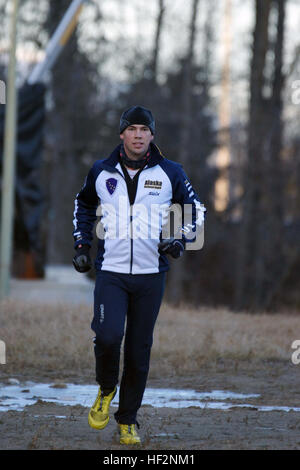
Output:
(158, 237), (185, 259)
(72, 244), (92, 273)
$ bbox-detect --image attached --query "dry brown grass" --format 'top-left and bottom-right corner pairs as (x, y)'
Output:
(1, 298), (299, 379)
(0, 298), (95, 376)
(152, 303), (300, 376)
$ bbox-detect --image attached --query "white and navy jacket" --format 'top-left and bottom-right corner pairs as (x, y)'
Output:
(73, 143), (206, 274)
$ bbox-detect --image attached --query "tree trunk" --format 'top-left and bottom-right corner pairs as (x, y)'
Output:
(234, 0), (272, 310)
(149, 0), (165, 83)
(44, 0), (99, 264)
(214, 0), (232, 212)
(178, 0), (200, 169)
(235, 0), (287, 311)
(167, 0), (200, 304)
(262, 0), (286, 310)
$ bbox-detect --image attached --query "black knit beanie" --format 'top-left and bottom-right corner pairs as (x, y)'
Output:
(120, 105), (155, 135)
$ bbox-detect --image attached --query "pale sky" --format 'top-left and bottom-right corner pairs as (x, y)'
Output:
(2, 0), (299, 120)
(77, 0), (299, 117)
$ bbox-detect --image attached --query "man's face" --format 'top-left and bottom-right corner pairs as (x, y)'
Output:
(120, 124), (154, 160)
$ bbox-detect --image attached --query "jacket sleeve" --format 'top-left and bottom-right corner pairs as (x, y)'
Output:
(72, 164), (100, 249)
(172, 165), (206, 245)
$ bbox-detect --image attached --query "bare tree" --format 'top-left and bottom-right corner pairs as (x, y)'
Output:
(167, 0), (200, 303)
(178, 0), (200, 170)
(44, 0), (100, 264)
(234, 0), (272, 310)
(149, 0), (165, 83)
(234, 0), (287, 311)
(261, 0), (286, 309)
(214, 0), (232, 212)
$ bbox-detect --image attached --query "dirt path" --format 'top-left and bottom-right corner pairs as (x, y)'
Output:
(1, 360), (300, 450)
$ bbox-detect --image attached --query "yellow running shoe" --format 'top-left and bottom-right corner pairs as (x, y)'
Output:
(118, 424), (141, 445)
(88, 387), (117, 430)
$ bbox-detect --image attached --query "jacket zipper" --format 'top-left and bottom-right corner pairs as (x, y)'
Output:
(130, 208), (133, 274)
(124, 169), (143, 275)
(128, 177), (136, 274)
(102, 163), (142, 274)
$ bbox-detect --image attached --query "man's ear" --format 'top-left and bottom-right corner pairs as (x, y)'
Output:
(150, 134), (154, 141)
(120, 134), (124, 140)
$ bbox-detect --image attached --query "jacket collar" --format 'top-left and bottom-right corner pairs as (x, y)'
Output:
(100, 142), (164, 172)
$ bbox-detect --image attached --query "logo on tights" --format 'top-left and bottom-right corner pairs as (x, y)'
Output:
(99, 304), (104, 323)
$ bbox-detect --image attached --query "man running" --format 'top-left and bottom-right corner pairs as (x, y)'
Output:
(72, 105), (206, 444)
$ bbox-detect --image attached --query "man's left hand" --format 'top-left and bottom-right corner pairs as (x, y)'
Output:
(158, 238), (184, 259)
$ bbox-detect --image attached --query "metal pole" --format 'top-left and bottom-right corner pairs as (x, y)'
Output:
(27, 0), (87, 85)
(0, 0), (19, 299)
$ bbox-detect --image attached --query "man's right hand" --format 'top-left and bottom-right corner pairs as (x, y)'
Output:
(72, 245), (92, 273)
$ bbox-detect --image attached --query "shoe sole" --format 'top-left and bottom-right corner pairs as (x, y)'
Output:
(88, 413), (109, 430)
(120, 437), (141, 445)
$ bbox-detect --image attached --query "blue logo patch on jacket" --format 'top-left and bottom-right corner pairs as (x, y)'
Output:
(106, 178), (118, 195)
